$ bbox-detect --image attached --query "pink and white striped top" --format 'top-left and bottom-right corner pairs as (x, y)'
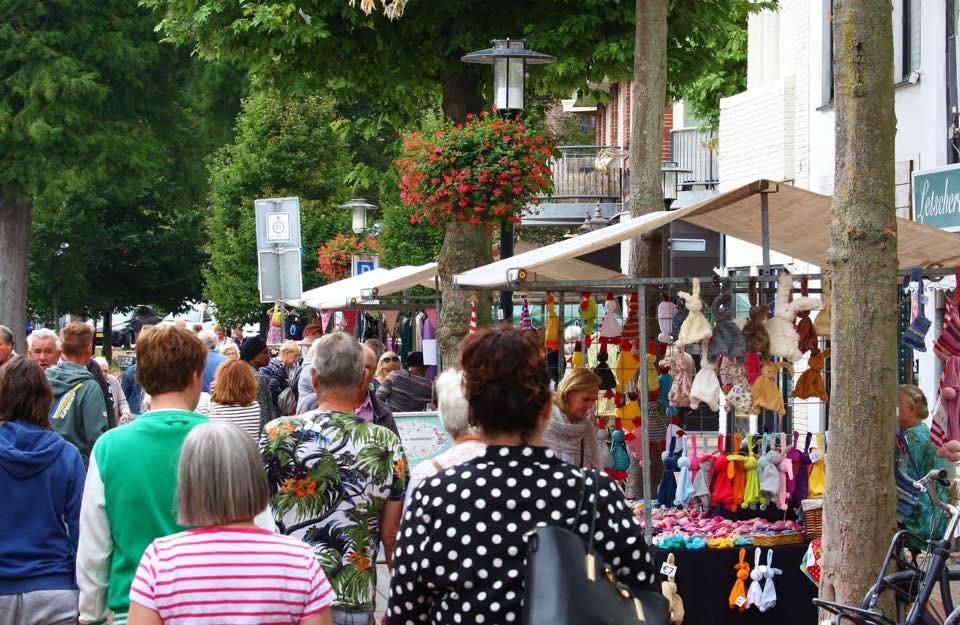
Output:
(129, 527), (335, 625)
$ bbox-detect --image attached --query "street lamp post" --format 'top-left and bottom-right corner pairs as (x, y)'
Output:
(462, 39), (555, 322)
(339, 198), (378, 236)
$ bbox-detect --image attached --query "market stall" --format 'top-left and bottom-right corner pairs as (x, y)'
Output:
(452, 179), (960, 623)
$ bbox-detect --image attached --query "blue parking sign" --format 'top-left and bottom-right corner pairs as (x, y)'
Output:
(351, 254), (380, 276)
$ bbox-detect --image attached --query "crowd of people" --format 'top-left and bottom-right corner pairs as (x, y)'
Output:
(0, 321), (655, 625)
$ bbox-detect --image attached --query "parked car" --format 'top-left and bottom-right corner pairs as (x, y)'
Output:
(161, 302), (216, 333)
(109, 305), (163, 349)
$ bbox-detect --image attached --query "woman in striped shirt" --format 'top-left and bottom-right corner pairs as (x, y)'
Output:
(201, 359), (262, 441)
(128, 421), (334, 625)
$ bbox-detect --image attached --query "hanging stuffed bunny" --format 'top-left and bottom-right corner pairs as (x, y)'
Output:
(793, 349), (831, 401)
(756, 433), (770, 509)
(690, 340), (721, 411)
(793, 433), (813, 503)
(599, 292), (623, 340)
(765, 273), (822, 362)
(692, 452), (713, 511)
(807, 432), (826, 498)
(725, 362), (753, 417)
(729, 548), (751, 612)
(674, 436), (695, 508)
(710, 434), (734, 512)
(579, 293), (598, 351)
(544, 293), (561, 351)
(746, 548), (765, 609)
(741, 434), (764, 509)
(758, 549), (783, 612)
(610, 429), (631, 475)
(795, 275), (820, 356)
(657, 437), (680, 507)
(785, 431), (801, 501)
(751, 361), (794, 416)
(742, 277), (771, 359)
(775, 433), (794, 511)
(761, 435), (784, 504)
(708, 283), (747, 363)
(661, 553), (685, 625)
(814, 271), (833, 338)
(676, 278), (713, 346)
(621, 292), (640, 352)
(662, 345), (694, 409)
(726, 433), (748, 511)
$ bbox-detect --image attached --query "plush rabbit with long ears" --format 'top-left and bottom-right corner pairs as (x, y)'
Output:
(742, 277), (771, 359)
(690, 340), (721, 411)
(708, 283), (747, 363)
(676, 278), (713, 346)
(765, 273), (822, 362)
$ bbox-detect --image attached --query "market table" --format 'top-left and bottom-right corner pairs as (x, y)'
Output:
(651, 542), (817, 625)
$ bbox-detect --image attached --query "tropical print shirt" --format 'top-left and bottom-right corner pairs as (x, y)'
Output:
(262, 410), (409, 612)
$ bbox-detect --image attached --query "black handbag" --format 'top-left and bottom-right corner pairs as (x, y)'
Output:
(522, 469), (669, 625)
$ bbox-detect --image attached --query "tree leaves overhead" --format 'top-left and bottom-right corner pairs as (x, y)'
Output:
(204, 91), (352, 326)
(145, 0), (774, 125)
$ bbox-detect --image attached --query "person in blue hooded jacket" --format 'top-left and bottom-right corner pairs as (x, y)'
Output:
(0, 356), (86, 625)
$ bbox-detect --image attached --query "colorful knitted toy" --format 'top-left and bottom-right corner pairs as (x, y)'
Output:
(742, 278), (771, 359)
(760, 435), (783, 504)
(794, 275), (820, 356)
(814, 271), (832, 338)
(661, 553), (685, 625)
(657, 437), (680, 507)
(729, 548), (751, 611)
(610, 429), (631, 472)
(689, 350), (722, 412)
(751, 361), (794, 416)
(784, 431), (801, 500)
(793, 433), (813, 502)
(725, 362), (753, 416)
(776, 433), (794, 511)
(662, 346), (695, 409)
(621, 292), (640, 352)
(758, 549), (783, 612)
(579, 292), (598, 350)
(658, 297), (679, 343)
(741, 434), (764, 509)
(793, 348), (831, 401)
(544, 292), (560, 351)
(726, 433), (748, 511)
(599, 292), (623, 340)
(765, 273), (822, 362)
(708, 284), (747, 363)
(675, 436), (695, 507)
(676, 278), (713, 346)
(746, 548), (764, 609)
(709, 435), (734, 511)
(613, 349), (641, 426)
(807, 432), (826, 498)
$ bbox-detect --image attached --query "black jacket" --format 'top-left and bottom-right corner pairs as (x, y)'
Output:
(259, 357), (289, 413)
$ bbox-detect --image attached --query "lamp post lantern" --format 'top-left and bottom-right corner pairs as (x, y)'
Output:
(340, 198), (378, 236)
(462, 38), (555, 322)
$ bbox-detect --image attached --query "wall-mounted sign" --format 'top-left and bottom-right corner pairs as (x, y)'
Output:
(912, 164), (960, 230)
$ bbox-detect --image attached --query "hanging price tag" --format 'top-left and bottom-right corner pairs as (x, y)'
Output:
(659, 562), (677, 577)
(735, 597), (747, 608)
(809, 449), (824, 463)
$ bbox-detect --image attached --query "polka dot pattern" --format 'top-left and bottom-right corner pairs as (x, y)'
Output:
(386, 445), (656, 625)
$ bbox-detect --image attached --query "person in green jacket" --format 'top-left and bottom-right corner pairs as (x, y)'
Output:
(76, 325), (217, 625)
(897, 383), (948, 549)
(46, 322), (107, 465)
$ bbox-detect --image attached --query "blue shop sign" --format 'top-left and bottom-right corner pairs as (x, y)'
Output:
(913, 164), (960, 230)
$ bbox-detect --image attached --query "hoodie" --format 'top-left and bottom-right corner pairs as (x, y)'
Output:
(46, 361), (108, 465)
(0, 420), (86, 595)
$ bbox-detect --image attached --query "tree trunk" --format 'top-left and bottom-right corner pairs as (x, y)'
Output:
(820, 0), (897, 611)
(625, 0), (669, 499)
(0, 189), (32, 353)
(102, 308), (113, 364)
(435, 71), (492, 367)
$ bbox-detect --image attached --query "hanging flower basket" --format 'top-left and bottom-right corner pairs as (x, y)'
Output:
(316, 233), (382, 282)
(396, 112), (558, 228)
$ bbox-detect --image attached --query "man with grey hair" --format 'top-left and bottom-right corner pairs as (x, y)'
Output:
(197, 329), (226, 393)
(0, 325), (14, 367)
(262, 332), (409, 625)
(402, 368), (485, 509)
(27, 327), (61, 371)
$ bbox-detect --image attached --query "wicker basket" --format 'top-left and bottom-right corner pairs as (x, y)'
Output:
(753, 532), (806, 547)
(802, 498), (824, 540)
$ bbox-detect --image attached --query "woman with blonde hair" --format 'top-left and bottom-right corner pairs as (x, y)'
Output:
(201, 360), (261, 441)
(373, 351), (402, 391)
(218, 342), (239, 360)
(543, 367), (602, 468)
(127, 421), (333, 625)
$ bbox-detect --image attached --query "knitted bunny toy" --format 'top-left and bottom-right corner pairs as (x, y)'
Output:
(742, 278), (771, 359)
(775, 433), (794, 511)
(710, 435), (734, 511)
(795, 275), (820, 356)
(661, 345), (694, 409)
(725, 362), (753, 416)
(814, 271), (833, 338)
(760, 437), (783, 504)
(729, 548), (751, 611)
(689, 340), (721, 411)
(746, 548), (764, 609)
(708, 285), (747, 363)
(758, 549), (783, 612)
(674, 436), (695, 508)
(741, 434), (764, 509)
(676, 278), (713, 346)
(793, 348), (831, 401)
(661, 553), (685, 625)
(765, 273), (822, 362)
(579, 293), (598, 350)
(599, 292), (623, 339)
(751, 361), (794, 416)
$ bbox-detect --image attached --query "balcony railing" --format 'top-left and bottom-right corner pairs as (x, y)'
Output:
(543, 145), (623, 202)
(670, 128), (719, 189)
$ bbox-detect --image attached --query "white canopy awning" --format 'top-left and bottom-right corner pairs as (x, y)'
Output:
(454, 180), (960, 289)
(297, 263), (439, 310)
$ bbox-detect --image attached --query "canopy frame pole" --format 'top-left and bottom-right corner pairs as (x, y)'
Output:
(760, 190), (771, 305)
(638, 282), (653, 544)
(558, 292), (566, 380)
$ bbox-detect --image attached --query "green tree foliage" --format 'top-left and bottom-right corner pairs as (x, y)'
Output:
(379, 202), (444, 269)
(205, 91), (351, 327)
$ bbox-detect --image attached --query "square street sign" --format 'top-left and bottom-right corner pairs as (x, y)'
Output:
(257, 247), (303, 303)
(255, 197), (301, 249)
(352, 254), (380, 276)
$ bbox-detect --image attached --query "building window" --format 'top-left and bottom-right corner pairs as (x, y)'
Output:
(902, 0), (921, 79)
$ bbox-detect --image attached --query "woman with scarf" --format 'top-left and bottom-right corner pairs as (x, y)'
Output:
(543, 367), (601, 468)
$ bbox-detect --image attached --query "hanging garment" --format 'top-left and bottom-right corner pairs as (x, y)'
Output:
(765, 273), (822, 362)
(676, 278), (713, 346)
(662, 346), (694, 409)
(793, 349), (831, 401)
(413, 312), (426, 352)
(751, 361), (794, 416)
(729, 548), (751, 612)
(795, 275), (820, 356)
(902, 268), (931, 352)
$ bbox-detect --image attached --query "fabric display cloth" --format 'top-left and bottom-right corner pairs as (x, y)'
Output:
(651, 543), (816, 625)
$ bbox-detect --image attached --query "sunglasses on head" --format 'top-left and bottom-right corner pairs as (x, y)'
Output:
(381, 356), (401, 363)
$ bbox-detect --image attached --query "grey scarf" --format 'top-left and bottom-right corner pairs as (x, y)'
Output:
(543, 405), (600, 469)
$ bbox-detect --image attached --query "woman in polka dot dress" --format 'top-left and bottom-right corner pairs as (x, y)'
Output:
(387, 327), (656, 625)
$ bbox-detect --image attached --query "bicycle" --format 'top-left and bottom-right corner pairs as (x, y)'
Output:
(815, 469), (960, 625)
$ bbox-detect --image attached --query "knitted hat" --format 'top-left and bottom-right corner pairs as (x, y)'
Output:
(239, 336), (268, 362)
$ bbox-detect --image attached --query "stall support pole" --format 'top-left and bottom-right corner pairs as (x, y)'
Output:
(760, 191), (771, 303)
(500, 222), (515, 322)
(638, 283), (653, 544)
(558, 292), (566, 380)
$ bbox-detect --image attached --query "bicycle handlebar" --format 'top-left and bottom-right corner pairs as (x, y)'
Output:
(915, 469), (952, 513)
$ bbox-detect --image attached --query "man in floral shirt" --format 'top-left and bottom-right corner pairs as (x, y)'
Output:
(262, 332), (408, 625)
